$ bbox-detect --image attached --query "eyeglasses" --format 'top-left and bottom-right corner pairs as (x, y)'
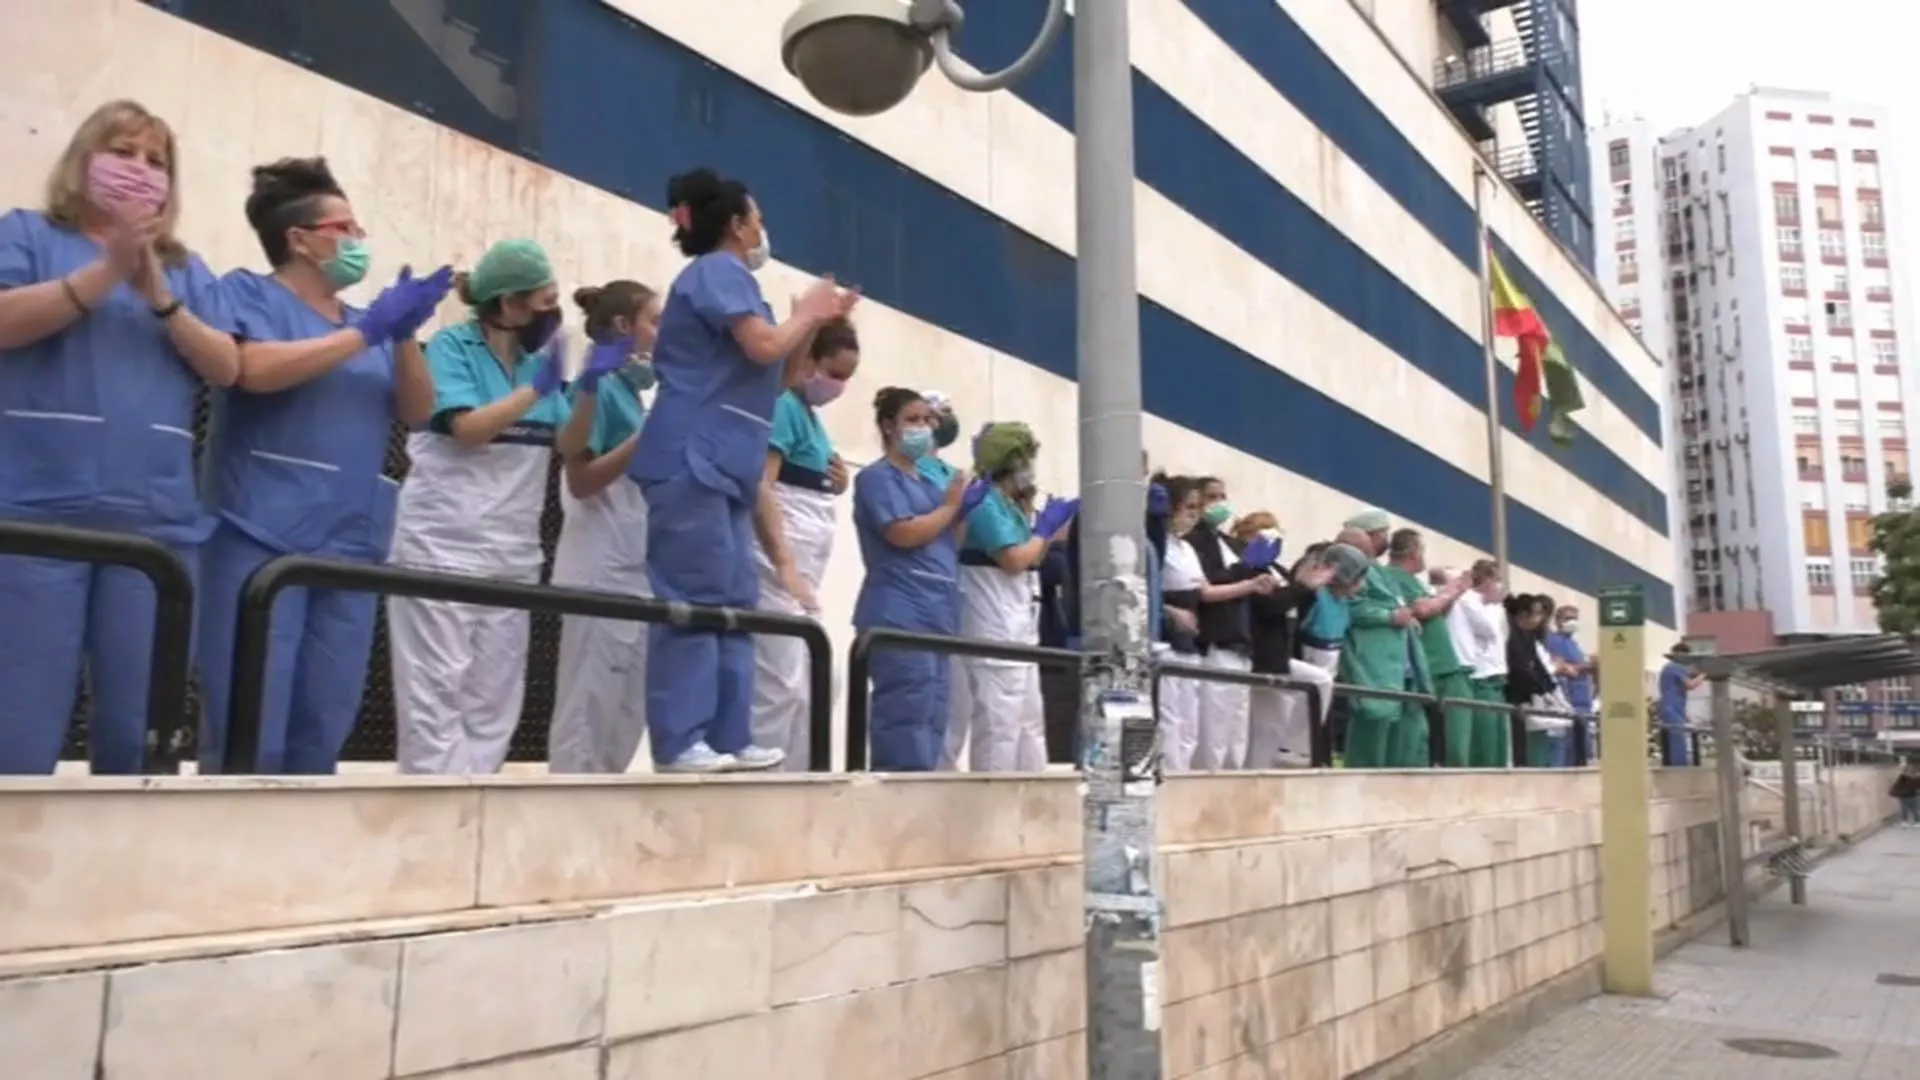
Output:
(303, 218), (366, 239)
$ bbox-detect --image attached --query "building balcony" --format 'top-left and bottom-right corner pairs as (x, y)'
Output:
(1488, 143), (1542, 200)
(1436, 0), (1513, 49)
(1434, 38), (1538, 141)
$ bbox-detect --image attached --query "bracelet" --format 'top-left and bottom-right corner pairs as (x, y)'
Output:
(59, 276), (88, 313)
(151, 299), (184, 321)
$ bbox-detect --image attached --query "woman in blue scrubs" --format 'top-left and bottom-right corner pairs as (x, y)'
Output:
(387, 238), (595, 775)
(853, 387), (980, 771)
(0, 100), (240, 774)
(631, 167), (856, 773)
(548, 279), (660, 773)
(196, 157), (453, 773)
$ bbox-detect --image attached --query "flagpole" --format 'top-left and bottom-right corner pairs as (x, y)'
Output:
(1474, 162), (1511, 579)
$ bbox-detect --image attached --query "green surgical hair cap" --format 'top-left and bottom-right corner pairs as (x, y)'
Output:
(465, 238), (555, 304)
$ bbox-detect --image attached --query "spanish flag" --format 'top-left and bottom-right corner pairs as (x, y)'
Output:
(1488, 247), (1585, 446)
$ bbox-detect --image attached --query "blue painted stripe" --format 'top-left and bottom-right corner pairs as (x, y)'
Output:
(156, 0), (1675, 625)
(1179, 0), (1664, 444)
(950, 10), (1668, 539)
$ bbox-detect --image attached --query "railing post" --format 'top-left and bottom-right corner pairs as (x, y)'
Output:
(1775, 693), (1806, 906)
(1709, 671), (1749, 946)
(845, 632), (874, 772)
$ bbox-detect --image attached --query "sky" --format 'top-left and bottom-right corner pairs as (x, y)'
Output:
(1579, 0), (1919, 263)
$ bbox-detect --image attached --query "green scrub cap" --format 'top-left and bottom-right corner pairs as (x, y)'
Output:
(1343, 507), (1391, 533)
(974, 422), (1039, 478)
(466, 238), (555, 304)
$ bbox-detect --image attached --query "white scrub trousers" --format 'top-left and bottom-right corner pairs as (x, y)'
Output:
(1192, 648), (1253, 770)
(1156, 658), (1202, 773)
(948, 563), (1046, 772)
(547, 477), (651, 773)
(749, 483), (836, 770)
(1245, 658), (1333, 768)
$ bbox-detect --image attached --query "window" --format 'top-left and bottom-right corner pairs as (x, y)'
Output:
(1873, 340), (1899, 366)
(1837, 412), (1865, 437)
(1789, 334), (1814, 362)
(1717, 142), (1727, 172)
(1817, 191), (1843, 223)
(1780, 264), (1806, 292)
(1871, 304), (1896, 332)
(1854, 158), (1883, 188)
(1848, 515), (1874, 550)
(1828, 299), (1853, 331)
(1840, 453), (1868, 476)
(1783, 295), (1811, 325)
(1775, 190), (1800, 220)
(1613, 216), (1634, 244)
(1854, 558), (1879, 588)
(1863, 265), (1893, 297)
(1882, 416), (1907, 440)
(1829, 269), (1849, 295)
(1801, 480), (1828, 508)
(1617, 248), (1638, 277)
(1806, 513), (1832, 551)
(1793, 407), (1820, 433)
(1820, 228), (1847, 258)
(1788, 367), (1817, 398)
(1862, 194), (1884, 227)
(1844, 481), (1872, 510)
(1865, 232), (1888, 260)
(1609, 141), (1629, 168)
(1808, 558), (1834, 589)
(1777, 226), (1802, 255)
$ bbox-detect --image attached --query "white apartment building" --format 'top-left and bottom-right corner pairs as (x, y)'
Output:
(1596, 89), (1916, 642)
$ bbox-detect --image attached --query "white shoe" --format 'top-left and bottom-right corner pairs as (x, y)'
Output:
(659, 742), (736, 773)
(725, 745), (787, 771)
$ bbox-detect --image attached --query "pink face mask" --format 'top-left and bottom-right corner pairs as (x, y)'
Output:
(87, 153), (171, 217)
(800, 375), (847, 407)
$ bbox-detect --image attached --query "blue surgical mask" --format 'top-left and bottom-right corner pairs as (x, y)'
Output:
(898, 426), (933, 460)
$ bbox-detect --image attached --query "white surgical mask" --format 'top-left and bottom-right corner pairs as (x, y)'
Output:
(1559, 621), (1580, 636)
(745, 226), (771, 272)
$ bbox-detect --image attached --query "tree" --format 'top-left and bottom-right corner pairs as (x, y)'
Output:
(1871, 478), (1920, 634)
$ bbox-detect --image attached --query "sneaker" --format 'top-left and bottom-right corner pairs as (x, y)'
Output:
(659, 742), (736, 773)
(726, 745), (787, 772)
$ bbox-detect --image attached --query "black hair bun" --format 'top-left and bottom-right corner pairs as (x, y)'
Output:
(573, 285), (604, 314)
(666, 167), (724, 210)
(244, 157), (342, 228)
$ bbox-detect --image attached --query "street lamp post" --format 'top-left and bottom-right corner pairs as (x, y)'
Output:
(781, 2), (1162, 1076)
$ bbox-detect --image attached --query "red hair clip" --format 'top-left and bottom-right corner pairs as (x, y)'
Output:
(668, 204), (691, 231)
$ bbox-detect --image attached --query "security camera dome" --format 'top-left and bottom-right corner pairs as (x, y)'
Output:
(781, 0), (933, 117)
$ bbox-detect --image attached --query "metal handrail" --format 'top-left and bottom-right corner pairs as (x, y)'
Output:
(0, 521), (195, 772)
(220, 556), (834, 774)
(1153, 660), (1330, 767)
(843, 627), (1085, 771)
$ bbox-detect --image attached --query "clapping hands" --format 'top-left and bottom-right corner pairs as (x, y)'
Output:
(358, 265), (455, 345)
(1033, 495), (1080, 540)
(792, 275), (861, 323)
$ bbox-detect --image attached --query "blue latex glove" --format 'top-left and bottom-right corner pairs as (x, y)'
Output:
(1033, 496), (1079, 540)
(529, 344), (567, 398)
(353, 268), (417, 345)
(390, 264), (455, 340)
(957, 477), (991, 518)
(575, 335), (636, 393)
(1241, 535), (1281, 571)
(1147, 483), (1170, 518)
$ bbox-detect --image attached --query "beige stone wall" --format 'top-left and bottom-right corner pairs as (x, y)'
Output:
(0, 767), (1894, 1079)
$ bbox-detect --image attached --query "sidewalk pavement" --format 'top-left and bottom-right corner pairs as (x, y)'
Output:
(1460, 823), (1920, 1079)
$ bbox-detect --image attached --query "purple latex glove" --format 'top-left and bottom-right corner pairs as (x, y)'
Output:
(1147, 482), (1170, 518)
(958, 476), (991, 518)
(1033, 496), (1079, 539)
(575, 335), (636, 393)
(1241, 535), (1281, 571)
(529, 342), (567, 398)
(390, 264), (455, 340)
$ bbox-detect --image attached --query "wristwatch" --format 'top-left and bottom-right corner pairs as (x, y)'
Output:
(151, 299), (184, 320)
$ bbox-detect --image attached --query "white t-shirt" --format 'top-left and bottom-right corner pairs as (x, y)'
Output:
(1163, 536), (1206, 592)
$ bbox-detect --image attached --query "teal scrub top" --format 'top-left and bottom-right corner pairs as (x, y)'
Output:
(918, 454), (957, 486)
(425, 322), (572, 433)
(962, 487), (1032, 555)
(768, 389), (833, 471)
